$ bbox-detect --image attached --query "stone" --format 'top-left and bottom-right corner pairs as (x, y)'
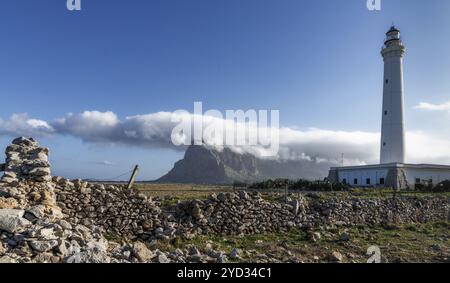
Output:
(29, 240), (59, 252)
(0, 198), (18, 209)
(33, 253), (60, 263)
(0, 209), (31, 233)
(132, 242), (153, 263)
(3, 171), (17, 179)
(11, 137), (36, 146)
(239, 191), (249, 200)
(157, 253), (170, 263)
(65, 250), (111, 263)
(0, 255), (18, 263)
(26, 205), (46, 219)
(340, 233), (350, 242)
(230, 248), (241, 259)
(309, 232), (321, 242)
(29, 167), (51, 176)
(329, 251), (343, 262)
(217, 254), (227, 263)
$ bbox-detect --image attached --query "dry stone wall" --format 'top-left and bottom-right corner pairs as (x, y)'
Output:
(53, 177), (175, 240)
(175, 192), (450, 235)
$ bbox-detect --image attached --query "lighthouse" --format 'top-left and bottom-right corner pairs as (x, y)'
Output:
(328, 26), (450, 190)
(380, 26), (406, 164)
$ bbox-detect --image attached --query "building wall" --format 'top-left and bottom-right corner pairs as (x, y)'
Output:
(403, 168), (450, 186)
(336, 167), (450, 188)
(337, 168), (389, 187)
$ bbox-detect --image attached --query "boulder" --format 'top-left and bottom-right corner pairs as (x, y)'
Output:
(0, 209), (31, 233)
(132, 242), (154, 262)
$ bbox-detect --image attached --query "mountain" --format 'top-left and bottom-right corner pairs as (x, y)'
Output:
(155, 145), (333, 184)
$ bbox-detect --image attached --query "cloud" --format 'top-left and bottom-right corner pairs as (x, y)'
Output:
(94, 160), (116, 166)
(0, 113), (54, 137)
(414, 101), (450, 111)
(1, 110), (450, 166)
(50, 111), (380, 164)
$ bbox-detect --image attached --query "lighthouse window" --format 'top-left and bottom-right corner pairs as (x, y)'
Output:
(385, 79), (389, 84)
(383, 142), (386, 147)
(384, 110), (388, 115)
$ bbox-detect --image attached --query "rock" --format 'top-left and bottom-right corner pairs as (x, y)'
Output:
(329, 251), (343, 262)
(217, 254), (228, 263)
(65, 250), (111, 263)
(340, 233), (350, 242)
(290, 200), (300, 215)
(230, 248), (241, 259)
(0, 209), (31, 233)
(239, 191), (249, 200)
(0, 198), (18, 209)
(33, 253), (60, 263)
(11, 137), (36, 146)
(29, 167), (51, 176)
(29, 240), (59, 252)
(132, 242), (153, 262)
(0, 255), (18, 263)
(309, 232), (321, 242)
(157, 253), (170, 263)
(3, 171), (17, 179)
(26, 205), (46, 219)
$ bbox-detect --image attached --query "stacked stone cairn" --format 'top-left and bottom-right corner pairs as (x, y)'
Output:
(2, 137), (51, 183)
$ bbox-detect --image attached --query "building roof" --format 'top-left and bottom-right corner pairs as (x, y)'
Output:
(386, 26), (400, 34)
(330, 163), (450, 171)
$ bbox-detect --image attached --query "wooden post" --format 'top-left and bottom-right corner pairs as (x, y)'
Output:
(127, 165), (139, 189)
(285, 184), (288, 204)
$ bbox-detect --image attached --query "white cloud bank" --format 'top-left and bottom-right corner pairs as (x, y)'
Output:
(0, 113), (54, 137)
(1, 110), (450, 166)
(414, 101), (450, 112)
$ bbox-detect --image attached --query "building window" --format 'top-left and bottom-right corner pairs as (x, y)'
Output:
(415, 178), (421, 184)
(383, 142), (386, 147)
(385, 79), (389, 84)
(354, 178), (358, 185)
(380, 178), (385, 185)
(384, 110), (388, 115)
(366, 178), (371, 185)
(342, 178), (347, 184)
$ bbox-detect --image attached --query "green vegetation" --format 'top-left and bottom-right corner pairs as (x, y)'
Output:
(248, 178), (349, 191)
(153, 222), (449, 263)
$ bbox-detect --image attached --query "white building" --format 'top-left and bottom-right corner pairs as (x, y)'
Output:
(328, 26), (450, 189)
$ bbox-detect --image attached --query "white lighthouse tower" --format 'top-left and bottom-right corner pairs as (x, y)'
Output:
(380, 26), (406, 164)
(328, 26), (450, 190)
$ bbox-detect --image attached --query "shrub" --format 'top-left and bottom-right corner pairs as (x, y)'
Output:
(248, 178), (350, 192)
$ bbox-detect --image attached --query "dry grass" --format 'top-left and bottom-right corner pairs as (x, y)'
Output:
(135, 183), (235, 205)
(154, 222), (450, 263)
(134, 183), (449, 262)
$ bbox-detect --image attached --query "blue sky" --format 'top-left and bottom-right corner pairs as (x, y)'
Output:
(1, 0), (450, 180)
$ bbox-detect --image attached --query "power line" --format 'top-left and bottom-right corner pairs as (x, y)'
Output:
(86, 169), (134, 182)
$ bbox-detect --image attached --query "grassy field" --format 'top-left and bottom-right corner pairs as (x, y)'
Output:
(135, 182), (450, 205)
(135, 183), (235, 206)
(136, 183), (449, 262)
(153, 221), (449, 263)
